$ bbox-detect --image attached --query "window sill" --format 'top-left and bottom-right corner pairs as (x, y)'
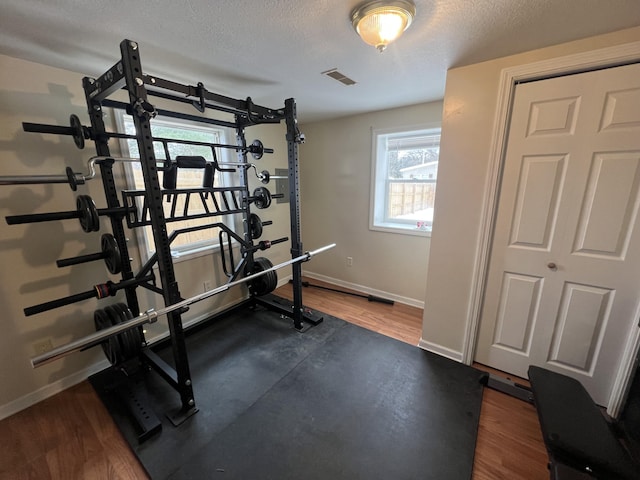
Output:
(369, 223), (431, 238)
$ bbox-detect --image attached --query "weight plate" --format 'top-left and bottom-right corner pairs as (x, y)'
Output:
(69, 114), (85, 150)
(249, 257), (277, 296)
(249, 213), (263, 239)
(113, 303), (141, 360)
(101, 233), (122, 274)
(88, 196), (100, 232)
(253, 187), (272, 209)
(117, 303), (143, 355)
(77, 195), (93, 233)
(104, 304), (131, 364)
(94, 308), (123, 365)
(260, 170), (270, 184)
(251, 139), (264, 160)
(76, 195), (99, 233)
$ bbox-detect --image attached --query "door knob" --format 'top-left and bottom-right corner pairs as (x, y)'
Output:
(547, 262), (557, 270)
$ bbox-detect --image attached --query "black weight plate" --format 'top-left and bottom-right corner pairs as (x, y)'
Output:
(69, 114), (85, 150)
(117, 302), (143, 353)
(251, 139), (264, 160)
(94, 308), (122, 365)
(88, 196), (100, 232)
(104, 305), (130, 364)
(249, 213), (263, 239)
(77, 195), (93, 233)
(253, 187), (272, 209)
(113, 303), (139, 360)
(101, 233), (122, 274)
(250, 257), (276, 296)
(114, 302), (142, 359)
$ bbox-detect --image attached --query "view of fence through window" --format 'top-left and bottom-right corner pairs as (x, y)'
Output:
(122, 117), (231, 257)
(371, 128), (440, 234)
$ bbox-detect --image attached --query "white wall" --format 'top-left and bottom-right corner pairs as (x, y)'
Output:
(0, 53), (291, 417)
(299, 102), (443, 306)
(420, 26), (640, 361)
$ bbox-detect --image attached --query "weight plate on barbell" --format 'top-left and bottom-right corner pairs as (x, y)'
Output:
(113, 302), (142, 360)
(117, 303), (144, 356)
(249, 257), (278, 296)
(94, 308), (124, 365)
(101, 233), (122, 274)
(104, 304), (131, 364)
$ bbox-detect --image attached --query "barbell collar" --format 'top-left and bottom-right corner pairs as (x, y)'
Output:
(30, 243), (336, 368)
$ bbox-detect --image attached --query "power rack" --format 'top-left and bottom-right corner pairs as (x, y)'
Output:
(4, 39), (326, 439)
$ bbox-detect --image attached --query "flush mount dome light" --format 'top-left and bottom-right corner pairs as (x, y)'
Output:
(350, 0), (416, 53)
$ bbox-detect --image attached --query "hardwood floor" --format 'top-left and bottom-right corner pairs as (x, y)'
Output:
(0, 279), (549, 479)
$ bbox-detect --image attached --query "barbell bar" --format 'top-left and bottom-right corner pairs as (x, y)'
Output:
(30, 242), (336, 368)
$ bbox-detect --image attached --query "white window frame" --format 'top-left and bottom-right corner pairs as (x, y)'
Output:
(116, 113), (238, 263)
(369, 123), (441, 237)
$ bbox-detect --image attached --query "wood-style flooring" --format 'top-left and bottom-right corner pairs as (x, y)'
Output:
(0, 279), (549, 479)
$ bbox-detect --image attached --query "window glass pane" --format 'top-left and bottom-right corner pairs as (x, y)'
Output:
(371, 127), (440, 235)
(122, 117), (232, 258)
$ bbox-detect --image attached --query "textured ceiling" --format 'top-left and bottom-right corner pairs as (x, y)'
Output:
(1, 0), (639, 122)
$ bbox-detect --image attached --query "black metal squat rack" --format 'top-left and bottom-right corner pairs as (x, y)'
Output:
(3, 39), (329, 439)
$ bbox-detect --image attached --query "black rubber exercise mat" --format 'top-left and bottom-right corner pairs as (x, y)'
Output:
(91, 304), (486, 479)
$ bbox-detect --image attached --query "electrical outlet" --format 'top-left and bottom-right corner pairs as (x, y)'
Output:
(347, 257), (353, 267)
(204, 280), (212, 292)
(33, 339), (53, 356)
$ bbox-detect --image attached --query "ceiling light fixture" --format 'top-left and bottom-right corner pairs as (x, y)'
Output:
(350, 0), (416, 53)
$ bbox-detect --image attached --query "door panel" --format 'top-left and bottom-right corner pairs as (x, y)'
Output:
(475, 62), (640, 405)
(573, 152), (640, 258)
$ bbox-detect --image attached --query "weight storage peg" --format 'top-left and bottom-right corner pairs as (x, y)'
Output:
(23, 273), (155, 316)
(5, 194), (127, 233)
(242, 237), (289, 255)
(248, 213), (273, 239)
(22, 114), (89, 150)
(247, 139), (274, 160)
(56, 233), (123, 274)
(256, 170), (288, 185)
(250, 187), (284, 209)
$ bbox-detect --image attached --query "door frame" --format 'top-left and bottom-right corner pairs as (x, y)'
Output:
(463, 40), (640, 415)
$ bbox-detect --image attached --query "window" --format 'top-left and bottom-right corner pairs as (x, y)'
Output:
(370, 126), (441, 236)
(119, 115), (236, 261)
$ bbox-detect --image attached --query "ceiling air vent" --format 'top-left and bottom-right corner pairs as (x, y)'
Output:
(322, 68), (357, 86)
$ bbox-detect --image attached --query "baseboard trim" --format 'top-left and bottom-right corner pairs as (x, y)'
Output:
(418, 339), (463, 363)
(0, 358), (111, 421)
(301, 271), (425, 309)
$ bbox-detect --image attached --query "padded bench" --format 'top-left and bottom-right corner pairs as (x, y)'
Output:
(528, 366), (640, 480)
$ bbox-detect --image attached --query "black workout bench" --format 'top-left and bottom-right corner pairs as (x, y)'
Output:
(528, 366), (640, 479)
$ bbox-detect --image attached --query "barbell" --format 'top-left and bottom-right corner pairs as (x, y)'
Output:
(30, 243), (336, 368)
